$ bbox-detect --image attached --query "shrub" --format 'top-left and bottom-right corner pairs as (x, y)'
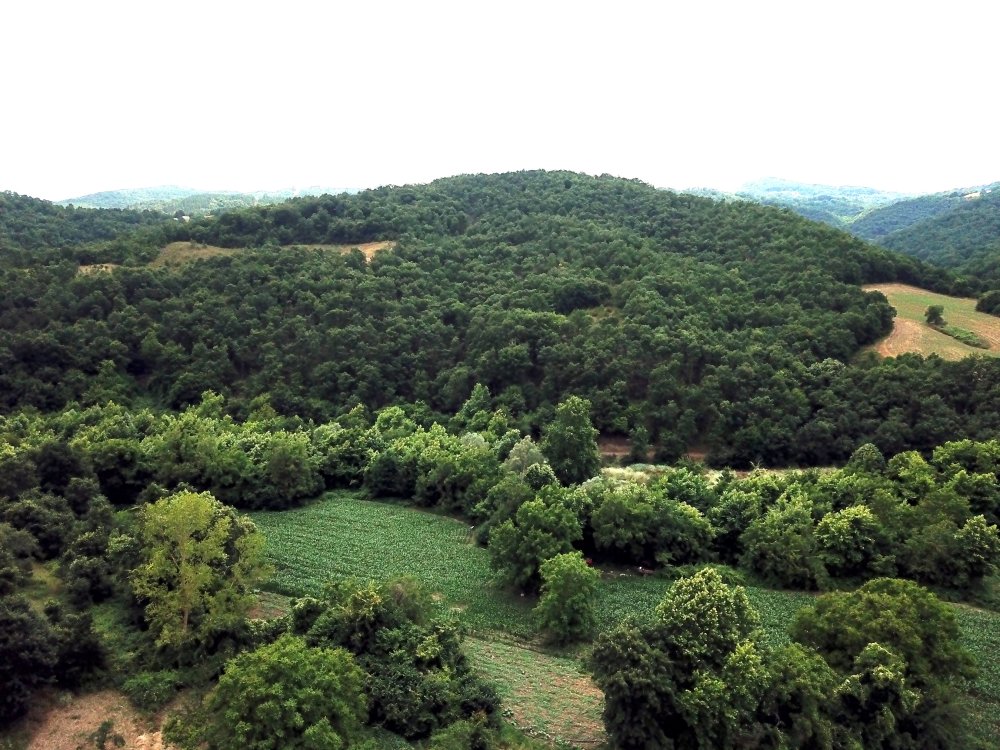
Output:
(122, 670), (181, 712)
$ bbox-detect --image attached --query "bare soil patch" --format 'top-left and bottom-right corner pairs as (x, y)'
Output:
(292, 240), (396, 261)
(21, 689), (171, 750)
(77, 263), (120, 275)
(598, 435), (631, 457)
(150, 240), (396, 269)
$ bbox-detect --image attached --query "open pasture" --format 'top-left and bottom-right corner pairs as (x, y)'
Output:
(863, 282), (1000, 359)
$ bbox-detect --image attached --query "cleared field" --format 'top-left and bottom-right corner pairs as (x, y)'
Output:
(289, 240), (396, 260)
(249, 492), (534, 636)
(863, 283), (1000, 359)
(150, 241), (241, 267)
(251, 492), (1000, 746)
(150, 240), (396, 268)
(77, 263), (120, 275)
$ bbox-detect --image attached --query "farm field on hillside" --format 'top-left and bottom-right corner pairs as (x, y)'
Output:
(251, 492), (1000, 744)
(249, 492), (535, 636)
(150, 239), (395, 267)
(863, 282), (1000, 359)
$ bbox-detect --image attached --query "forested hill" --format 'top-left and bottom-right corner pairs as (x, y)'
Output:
(733, 177), (909, 229)
(3, 170), (999, 466)
(876, 190), (1000, 288)
(0, 191), (168, 263)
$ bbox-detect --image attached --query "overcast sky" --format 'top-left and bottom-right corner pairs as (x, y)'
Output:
(3, 1), (998, 200)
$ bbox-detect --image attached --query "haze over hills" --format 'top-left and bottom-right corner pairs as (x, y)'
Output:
(56, 185), (357, 216)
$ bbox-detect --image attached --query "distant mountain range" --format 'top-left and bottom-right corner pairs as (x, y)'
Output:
(57, 186), (357, 216)
(686, 178), (1000, 290)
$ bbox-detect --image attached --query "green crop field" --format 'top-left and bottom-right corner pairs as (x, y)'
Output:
(249, 492), (536, 636)
(251, 492), (1000, 745)
(863, 282), (1000, 360)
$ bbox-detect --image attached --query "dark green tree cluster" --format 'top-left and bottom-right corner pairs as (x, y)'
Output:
(284, 577), (499, 741)
(4, 171), (994, 466)
(0, 190), (170, 266)
(592, 569), (978, 750)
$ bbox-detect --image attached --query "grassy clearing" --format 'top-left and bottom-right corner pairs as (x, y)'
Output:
(287, 240), (396, 260)
(252, 492), (1000, 745)
(150, 240), (396, 269)
(249, 492), (534, 636)
(863, 283), (1000, 359)
(150, 241), (242, 267)
(465, 637), (606, 747)
(953, 605), (1000, 741)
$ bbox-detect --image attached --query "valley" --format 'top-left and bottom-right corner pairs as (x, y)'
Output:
(3, 171), (1000, 750)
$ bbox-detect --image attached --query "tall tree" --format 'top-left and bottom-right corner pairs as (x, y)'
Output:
(541, 395), (601, 485)
(129, 491), (267, 653)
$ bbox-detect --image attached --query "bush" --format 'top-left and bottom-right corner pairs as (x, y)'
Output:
(203, 634), (367, 750)
(122, 670), (181, 712)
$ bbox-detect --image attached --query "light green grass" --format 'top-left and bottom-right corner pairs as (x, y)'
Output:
(465, 637), (606, 747)
(249, 492), (535, 636)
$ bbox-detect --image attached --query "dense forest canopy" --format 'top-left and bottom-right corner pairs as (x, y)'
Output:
(1, 171), (997, 466)
(0, 191), (170, 264)
(877, 190), (1000, 288)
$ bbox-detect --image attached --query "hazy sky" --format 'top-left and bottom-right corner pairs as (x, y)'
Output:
(3, 1), (998, 200)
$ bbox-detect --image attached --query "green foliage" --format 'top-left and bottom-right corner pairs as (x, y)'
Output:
(589, 480), (714, 567)
(294, 577), (500, 741)
(0, 522), (37, 595)
(740, 493), (827, 589)
(129, 491), (267, 654)
(488, 491), (582, 591)
(976, 289), (1000, 316)
(121, 669), (180, 712)
(757, 643), (839, 749)
(540, 396), (600, 485)
(83, 719), (126, 750)
(926, 304), (945, 325)
(792, 577), (974, 688)
(877, 187), (1000, 289)
(591, 568), (767, 750)
(0, 595), (57, 725)
(815, 505), (891, 578)
(1, 171), (995, 467)
(846, 442), (887, 474)
(535, 552), (600, 643)
(202, 634), (367, 750)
